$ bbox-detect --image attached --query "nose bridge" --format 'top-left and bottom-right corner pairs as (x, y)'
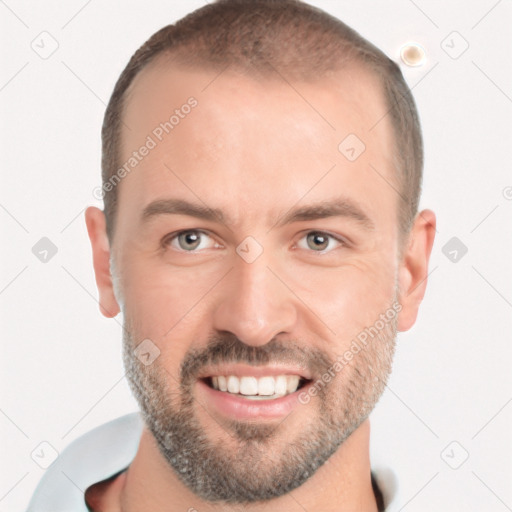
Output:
(212, 250), (296, 346)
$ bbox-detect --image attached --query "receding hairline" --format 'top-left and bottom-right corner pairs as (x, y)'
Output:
(116, 52), (398, 210)
(123, 46), (367, 108)
(101, 0), (423, 245)
(120, 49), (392, 153)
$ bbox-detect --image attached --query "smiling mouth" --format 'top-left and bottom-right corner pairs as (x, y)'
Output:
(201, 375), (310, 400)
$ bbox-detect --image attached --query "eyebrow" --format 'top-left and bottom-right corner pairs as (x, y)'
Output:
(275, 198), (374, 230)
(141, 199), (226, 224)
(140, 197), (375, 231)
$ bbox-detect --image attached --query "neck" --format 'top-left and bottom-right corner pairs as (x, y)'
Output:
(111, 419), (377, 512)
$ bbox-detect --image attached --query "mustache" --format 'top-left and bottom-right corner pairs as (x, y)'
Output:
(180, 333), (334, 385)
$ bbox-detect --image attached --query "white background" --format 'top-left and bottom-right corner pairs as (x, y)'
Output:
(1, 1), (511, 510)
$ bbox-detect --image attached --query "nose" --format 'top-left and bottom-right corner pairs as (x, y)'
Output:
(212, 251), (298, 347)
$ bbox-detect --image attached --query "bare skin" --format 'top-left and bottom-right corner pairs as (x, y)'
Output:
(85, 59), (436, 511)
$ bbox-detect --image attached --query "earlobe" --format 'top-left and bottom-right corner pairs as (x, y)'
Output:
(84, 206), (121, 318)
(397, 209), (436, 332)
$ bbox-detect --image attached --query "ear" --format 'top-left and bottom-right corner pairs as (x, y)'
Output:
(84, 206), (121, 318)
(397, 209), (436, 331)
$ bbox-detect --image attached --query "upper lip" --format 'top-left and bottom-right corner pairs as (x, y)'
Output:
(197, 363), (312, 380)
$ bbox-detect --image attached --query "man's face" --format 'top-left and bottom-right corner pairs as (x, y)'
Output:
(112, 59), (401, 502)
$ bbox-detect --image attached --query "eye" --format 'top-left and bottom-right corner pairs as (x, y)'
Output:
(164, 230), (220, 252)
(296, 231), (344, 253)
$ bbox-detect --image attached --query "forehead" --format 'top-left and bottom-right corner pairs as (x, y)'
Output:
(116, 57), (396, 232)
(123, 56), (391, 145)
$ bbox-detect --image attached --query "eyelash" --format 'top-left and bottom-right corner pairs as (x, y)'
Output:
(162, 229), (347, 254)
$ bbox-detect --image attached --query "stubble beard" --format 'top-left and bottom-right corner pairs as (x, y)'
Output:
(122, 307), (397, 504)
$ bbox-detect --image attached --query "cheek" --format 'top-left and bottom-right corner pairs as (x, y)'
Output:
(121, 276), (194, 383)
(120, 259), (222, 346)
(287, 254), (398, 337)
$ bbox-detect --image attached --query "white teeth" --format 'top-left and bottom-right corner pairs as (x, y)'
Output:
(258, 376), (275, 396)
(275, 375), (287, 396)
(209, 374), (303, 398)
(227, 375), (240, 393)
(286, 375), (299, 393)
(239, 376), (258, 395)
(217, 375), (227, 392)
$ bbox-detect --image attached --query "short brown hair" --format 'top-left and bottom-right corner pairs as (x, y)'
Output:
(101, 0), (423, 244)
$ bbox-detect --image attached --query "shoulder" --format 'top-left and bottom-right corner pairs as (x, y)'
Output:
(25, 412), (143, 512)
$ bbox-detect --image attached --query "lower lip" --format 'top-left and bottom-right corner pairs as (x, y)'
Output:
(196, 379), (309, 420)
